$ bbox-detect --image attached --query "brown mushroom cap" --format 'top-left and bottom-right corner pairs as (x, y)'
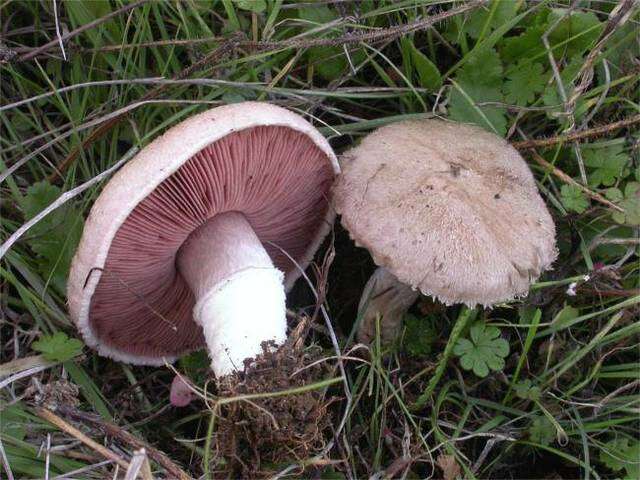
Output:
(68, 102), (338, 365)
(334, 119), (557, 307)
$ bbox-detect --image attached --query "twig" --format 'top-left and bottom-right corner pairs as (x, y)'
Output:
(60, 407), (192, 480)
(248, 1), (484, 50)
(35, 407), (130, 470)
(512, 114), (640, 150)
(17, 0), (150, 61)
(528, 150), (624, 213)
(81, 36), (226, 52)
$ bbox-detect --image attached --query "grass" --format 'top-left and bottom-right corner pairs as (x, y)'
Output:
(1, 0), (639, 478)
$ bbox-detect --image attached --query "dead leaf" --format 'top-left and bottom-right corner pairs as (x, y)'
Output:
(437, 454), (461, 480)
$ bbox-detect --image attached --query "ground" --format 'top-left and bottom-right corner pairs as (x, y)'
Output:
(1, 1), (639, 479)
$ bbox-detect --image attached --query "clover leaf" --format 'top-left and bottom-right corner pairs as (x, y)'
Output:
(453, 322), (509, 378)
(32, 332), (83, 362)
(528, 416), (555, 446)
(514, 379), (542, 401)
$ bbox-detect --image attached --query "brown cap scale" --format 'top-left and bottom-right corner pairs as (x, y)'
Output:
(68, 102), (339, 376)
(334, 119), (557, 339)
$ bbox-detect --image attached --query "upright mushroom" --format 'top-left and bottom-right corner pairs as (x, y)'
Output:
(333, 119), (557, 343)
(68, 102), (338, 376)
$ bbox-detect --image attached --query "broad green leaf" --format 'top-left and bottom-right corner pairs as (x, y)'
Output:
(404, 40), (442, 91)
(612, 182), (640, 226)
(32, 332), (83, 362)
(529, 416), (555, 446)
(541, 56), (583, 114)
(22, 181), (83, 293)
(457, 48), (503, 86)
(514, 379), (542, 401)
(448, 48), (506, 134)
(547, 8), (603, 57)
(449, 80), (507, 135)
(453, 321), (510, 378)
(600, 438), (640, 478)
(402, 314), (436, 357)
(504, 61), (547, 106)
(560, 184), (589, 214)
(583, 144), (630, 187)
(464, 0), (520, 40)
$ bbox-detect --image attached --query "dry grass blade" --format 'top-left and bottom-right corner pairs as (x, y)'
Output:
(512, 114), (640, 150)
(60, 407), (191, 480)
(528, 150), (624, 213)
(35, 407), (130, 470)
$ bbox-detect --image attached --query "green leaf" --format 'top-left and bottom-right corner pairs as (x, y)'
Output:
(560, 184), (589, 214)
(457, 48), (503, 86)
(514, 379), (541, 401)
(299, 5), (360, 81)
(612, 182), (640, 226)
(449, 48), (506, 135)
(178, 350), (210, 384)
(449, 80), (507, 135)
(22, 182), (83, 292)
(605, 187), (624, 203)
(583, 144), (630, 187)
(453, 321), (509, 378)
(552, 304), (580, 330)
(298, 4), (336, 24)
(402, 314), (436, 357)
(547, 8), (603, 57)
(32, 332), (83, 362)
(464, 0), (520, 40)
(406, 41), (442, 91)
(504, 61), (547, 106)
(233, 0), (266, 13)
(600, 438), (640, 478)
(541, 56), (583, 115)
(529, 415), (555, 446)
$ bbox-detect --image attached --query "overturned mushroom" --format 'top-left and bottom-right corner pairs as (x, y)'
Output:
(68, 102), (338, 377)
(334, 119), (557, 343)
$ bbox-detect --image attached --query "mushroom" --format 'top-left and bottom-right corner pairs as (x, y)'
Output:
(68, 102), (338, 377)
(333, 119), (557, 343)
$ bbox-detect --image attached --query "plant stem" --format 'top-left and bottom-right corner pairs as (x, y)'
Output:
(412, 307), (474, 410)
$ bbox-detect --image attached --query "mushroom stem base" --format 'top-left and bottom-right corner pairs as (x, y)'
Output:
(357, 267), (419, 344)
(194, 267), (287, 377)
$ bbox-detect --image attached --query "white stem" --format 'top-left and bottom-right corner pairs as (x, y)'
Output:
(357, 267), (419, 344)
(177, 212), (287, 376)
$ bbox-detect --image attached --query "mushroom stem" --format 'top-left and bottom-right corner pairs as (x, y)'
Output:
(177, 212), (287, 376)
(357, 267), (419, 344)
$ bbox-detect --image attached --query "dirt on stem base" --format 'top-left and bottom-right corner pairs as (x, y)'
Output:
(211, 319), (332, 478)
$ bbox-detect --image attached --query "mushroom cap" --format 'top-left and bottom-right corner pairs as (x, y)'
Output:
(333, 119), (557, 307)
(68, 102), (339, 365)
